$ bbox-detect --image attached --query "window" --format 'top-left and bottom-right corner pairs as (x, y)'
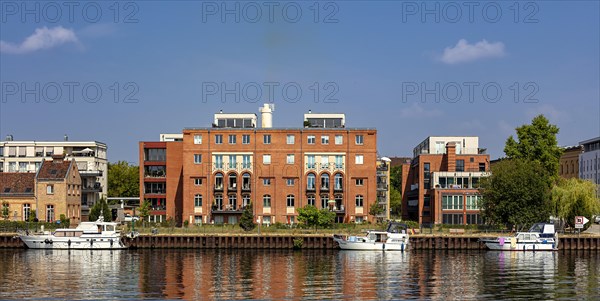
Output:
(242, 173), (251, 190)
(0, 146), (3, 157)
(321, 173), (330, 190)
(287, 195), (295, 207)
(355, 216), (364, 224)
(194, 135), (202, 144)
(307, 135), (315, 144)
(194, 178), (202, 186)
(263, 178), (271, 186)
(443, 213), (464, 225)
(307, 195), (316, 206)
(228, 173), (237, 189)
(19, 162), (27, 172)
(355, 135), (364, 145)
(287, 154), (295, 164)
(46, 184), (54, 194)
(228, 135), (236, 144)
(307, 155), (316, 168)
(242, 194), (251, 207)
(263, 134), (271, 144)
(424, 196), (430, 207)
(262, 216), (271, 225)
(263, 154), (271, 164)
(214, 195), (223, 210)
(355, 195), (364, 207)
(194, 194), (202, 207)
(228, 194), (237, 209)
(242, 135), (251, 144)
(456, 160), (465, 172)
(195, 216), (202, 224)
(215, 135), (223, 144)
(23, 204), (31, 222)
(144, 148), (166, 161)
(263, 195), (271, 207)
(479, 163), (486, 172)
(321, 136), (329, 144)
(287, 135), (295, 144)
(335, 135), (343, 145)
(214, 173), (224, 190)
(287, 179), (295, 186)
(355, 179), (364, 186)
(307, 173), (316, 190)
(229, 155), (237, 168)
(355, 155), (364, 164)
(215, 155), (223, 169)
(335, 155), (343, 169)
(194, 154), (202, 164)
(320, 194), (329, 209)
(334, 174), (343, 190)
(242, 155), (251, 169)
(46, 205), (55, 222)
(466, 195), (480, 210)
(321, 156), (329, 169)
(424, 162), (431, 189)
(442, 195), (464, 210)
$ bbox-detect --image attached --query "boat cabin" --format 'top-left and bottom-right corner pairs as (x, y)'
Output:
(528, 223), (555, 238)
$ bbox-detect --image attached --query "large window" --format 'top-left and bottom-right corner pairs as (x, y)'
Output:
(229, 155), (237, 168)
(442, 195), (463, 210)
(424, 163), (431, 189)
(214, 195), (223, 210)
(286, 194), (295, 207)
(144, 182), (166, 194)
(228, 194), (237, 209)
(263, 195), (271, 207)
(23, 204), (31, 221)
(242, 155), (251, 168)
(466, 195), (480, 210)
(307, 195), (315, 206)
(321, 173), (329, 190)
(355, 195), (364, 207)
(335, 155), (343, 169)
(334, 174), (343, 190)
(307, 155), (316, 168)
(321, 194), (329, 209)
(214, 173), (224, 190)
(456, 160), (465, 172)
(228, 173), (237, 189)
(46, 205), (55, 222)
(215, 135), (223, 144)
(215, 155), (223, 169)
(145, 148), (166, 161)
(355, 135), (364, 145)
(466, 214), (483, 225)
(242, 173), (251, 190)
(443, 214), (463, 225)
(194, 194), (202, 207)
(307, 173), (316, 190)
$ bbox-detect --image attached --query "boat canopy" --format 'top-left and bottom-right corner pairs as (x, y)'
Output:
(386, 222), (408, 233)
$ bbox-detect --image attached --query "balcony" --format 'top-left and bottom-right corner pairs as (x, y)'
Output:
(306, 162), (345, 172)
(214, 184), (224, 192)
(333, 185), (343, 192)
(306, 185), (316, 192)
(81, 170), (103, 177)
(320, 185), (330, 192)
(82, 183), (102, 193)
(241, 184), (251, 192)
(377, 184), (388, 191)
(213, 162), (252, 173)
(211, 204), (246, 213)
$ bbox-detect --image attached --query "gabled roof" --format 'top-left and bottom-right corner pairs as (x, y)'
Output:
(37, 158), (73, 180)
(0, 173), (35, 196)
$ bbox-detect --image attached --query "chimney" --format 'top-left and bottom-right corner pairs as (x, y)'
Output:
(64, 134), (68, 141)
(51, 154), (65, 163)
(259, 103), (274, 128)
(446, 143), (456, 172)
(5, 134), (13, 141)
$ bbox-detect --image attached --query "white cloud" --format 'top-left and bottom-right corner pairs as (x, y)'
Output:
(1, 26), (78, 54)
(526, 104), (568, 123)
(399, 103), (443, 118)
(440, 39), (505, 64)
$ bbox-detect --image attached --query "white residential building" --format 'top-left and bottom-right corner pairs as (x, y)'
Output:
(0, 135), (107, 219)
(412, 136), (482, 157)
(579, 137), (600, 186)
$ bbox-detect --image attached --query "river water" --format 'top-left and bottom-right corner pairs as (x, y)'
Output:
(0, 249), (598, 300)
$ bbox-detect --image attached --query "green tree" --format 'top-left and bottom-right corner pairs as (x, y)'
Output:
(1, 201), (9, 220)
(369, 203), (385, 223)
(28, 209), (37, 223)
(298, 205), (335, 231)
(479, 159), (553, 229)
(89, 198), (112, 222)
(59, 214), (70, 228)
(107, 161), (139, 200)
(551, 178), (600, 229)
(239, 203), (256, 231)
(504, 115), (563, 180)
(390, 166), (403, 191)
(389, 187), (402, 218)
(138, 200), (151, 227)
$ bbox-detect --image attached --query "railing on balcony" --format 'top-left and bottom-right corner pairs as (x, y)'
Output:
(306, 162), (345, 172)
(241, 184), (251, 191)
(320, 185), (330, 192)
(213, 162), (253, 173)
(211, 204), (247, 213)
(377, 184), (388, 191)
(306, 185), (316, 192)
(228, 184), (237, 191)
(82, 183), (102, 193)
(334, 185), (343, 192)
(214, 184), (224, 191)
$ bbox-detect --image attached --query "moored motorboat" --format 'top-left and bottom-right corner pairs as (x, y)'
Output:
(333, 222), (409, 251)
(481, 223), (558, 251)
(19, 216), (129, 249)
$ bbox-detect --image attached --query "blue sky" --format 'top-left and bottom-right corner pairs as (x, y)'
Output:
(1, 1), (599, 163)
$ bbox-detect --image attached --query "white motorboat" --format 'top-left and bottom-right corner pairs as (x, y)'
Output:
(333, 222), (410, 251)
(19, 216), (128, 249)
(481, 223), (559, 251)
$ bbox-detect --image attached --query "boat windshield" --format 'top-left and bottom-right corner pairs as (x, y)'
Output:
(528, 223), (545, 233)
(105, 225), (115, 232)
(386, 222), (408, 233)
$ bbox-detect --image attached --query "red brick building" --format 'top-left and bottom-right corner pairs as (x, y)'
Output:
(139, 106), (378, 225)
(401, 137), (490, 225)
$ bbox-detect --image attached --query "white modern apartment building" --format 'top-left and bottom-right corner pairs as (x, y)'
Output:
(579, 137), (600, 187)
(412, 136), (483, 157)
(0, 135), (108, 219)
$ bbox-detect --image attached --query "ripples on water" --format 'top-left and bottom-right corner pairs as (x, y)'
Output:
(0, 249), (598, 300)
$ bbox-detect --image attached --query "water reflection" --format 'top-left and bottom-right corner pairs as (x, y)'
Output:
(0, 249), (598, 300)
